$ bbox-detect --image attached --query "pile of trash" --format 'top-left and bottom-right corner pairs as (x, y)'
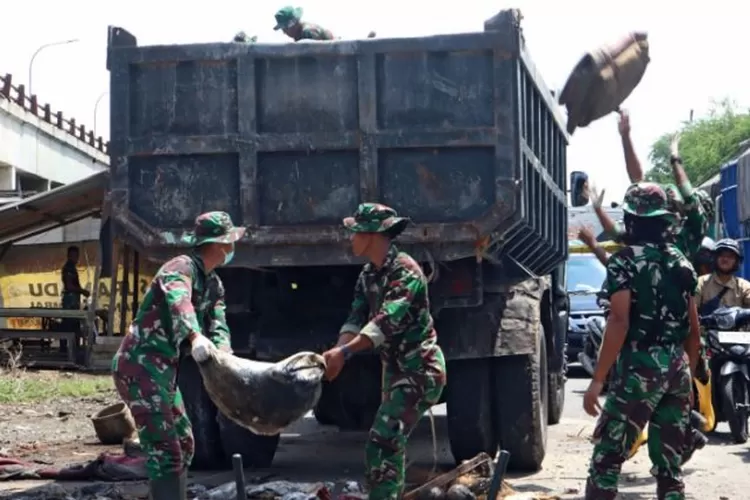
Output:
(6, 452), (564, 500)
(406, 453), (562, 500)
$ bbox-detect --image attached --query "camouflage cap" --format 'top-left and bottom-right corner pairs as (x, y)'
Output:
(343, 203), (410, 236)
(695, 189), (716, 217)
(621, 182), (673, 218)
(662, 183), (684, 207)
(184, 211), (246, 246)
(273, 6), (303, 30)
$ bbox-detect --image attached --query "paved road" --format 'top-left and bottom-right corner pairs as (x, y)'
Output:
(4, 367), (750, 499)
(250, 365), (750, 498)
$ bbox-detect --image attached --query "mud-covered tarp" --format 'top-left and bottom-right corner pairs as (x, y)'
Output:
(0, 453), (146, 481)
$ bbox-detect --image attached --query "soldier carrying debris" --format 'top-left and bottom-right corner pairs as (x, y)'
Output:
(322, 203), (447, 500)
(583, 183), (701, 500)
(111, 212), (244, 500)
(273, 6), (335, 41)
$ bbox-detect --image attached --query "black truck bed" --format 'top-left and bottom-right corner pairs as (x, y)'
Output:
(106, 11), (568, 275)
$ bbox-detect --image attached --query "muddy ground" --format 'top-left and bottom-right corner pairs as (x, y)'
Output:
(1, 370), (749, 499)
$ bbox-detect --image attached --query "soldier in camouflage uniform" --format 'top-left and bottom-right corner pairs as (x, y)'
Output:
(322, 203), (446, 500)
(112, 212), (244, 500)
(273, 6), (334, 41)
(614, 112), (710, 261)
(583, 183), (701, 500)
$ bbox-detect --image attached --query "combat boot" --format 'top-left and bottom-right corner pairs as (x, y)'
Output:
(149, 470), (188, 500)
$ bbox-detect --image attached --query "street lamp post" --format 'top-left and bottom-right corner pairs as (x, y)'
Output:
(28, 38), (80, 95)
(93, 92), (109, 135)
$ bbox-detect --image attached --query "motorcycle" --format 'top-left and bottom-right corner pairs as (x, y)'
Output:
(703, 306), (750, 443)
(578, 293), (609, 383)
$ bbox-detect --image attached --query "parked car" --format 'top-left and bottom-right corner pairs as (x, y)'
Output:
(565, 252), (607, 363)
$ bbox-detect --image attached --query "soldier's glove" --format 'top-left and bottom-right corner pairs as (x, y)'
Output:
(590, 185), (605, 209)
(191, 334), (215, 363)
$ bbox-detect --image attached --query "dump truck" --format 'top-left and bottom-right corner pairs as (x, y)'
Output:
(104, 9), (571, 472)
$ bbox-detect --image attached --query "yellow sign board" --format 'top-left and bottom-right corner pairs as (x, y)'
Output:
(0, 241), (156, 332)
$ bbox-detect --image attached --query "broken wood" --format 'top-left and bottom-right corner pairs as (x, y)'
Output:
(403, 453), (493, 500)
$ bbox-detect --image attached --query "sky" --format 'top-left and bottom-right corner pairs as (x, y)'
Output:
(2, 0), (748, 203)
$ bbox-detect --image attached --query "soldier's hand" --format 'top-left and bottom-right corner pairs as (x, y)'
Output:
(617, 109), (630, 136)
(590, 184), (605, 209)
(322, 347), (345, 381)
(670, 132), (681, 158)
(82, 290), (91, 298)
(191, 334), (215, 363)
(583, 380), (605, 417)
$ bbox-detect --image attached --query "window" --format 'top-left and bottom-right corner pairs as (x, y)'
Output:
(567, 255), (606, 293)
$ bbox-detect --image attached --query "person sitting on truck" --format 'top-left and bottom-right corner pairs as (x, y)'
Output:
(321, 202), (446, 500)
(583, 183), (700, 500)
(696, 238), (750, 315)
(111, 211), (242, 500)
(60, 245), (90, 353)
(273, 6), (334, 41)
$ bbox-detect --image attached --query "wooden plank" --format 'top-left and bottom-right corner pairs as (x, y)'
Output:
(403, 453), (492, 500)
(0, 329), (76, 339)
(0, 308), (87, 319)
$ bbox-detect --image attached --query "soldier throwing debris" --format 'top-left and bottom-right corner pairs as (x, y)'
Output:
(322, 203), (446, 500)
(583, 183), (701, 500)
(273, 6), (334, 41)
(111, 212), (244, 500)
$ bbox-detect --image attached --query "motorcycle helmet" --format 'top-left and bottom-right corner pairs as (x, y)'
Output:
(693, 237), (715, 275)
(713, 238), (743, 260)
(713, 238), (743, 273)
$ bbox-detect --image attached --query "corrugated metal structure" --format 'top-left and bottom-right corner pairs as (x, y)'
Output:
(720, 151), (750, 280)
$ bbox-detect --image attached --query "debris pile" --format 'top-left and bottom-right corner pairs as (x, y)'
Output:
(406, 453), (562, 500)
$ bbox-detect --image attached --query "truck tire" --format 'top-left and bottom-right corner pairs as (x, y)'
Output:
(314, 357), (381, 430)
(177, 356), (227, 470)
(548, 361), (566, 425)
(313, 378), (358, 428)
(445, 359), (496, 462)
(723, 374), (749, 444)
(493, 332), (548, 471)
(217, 413), (281, 467)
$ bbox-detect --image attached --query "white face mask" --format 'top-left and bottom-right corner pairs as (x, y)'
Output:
(222, 245), (235, 266)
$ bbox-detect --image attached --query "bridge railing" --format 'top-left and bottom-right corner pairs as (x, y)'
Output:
(0, 73), (109, 155)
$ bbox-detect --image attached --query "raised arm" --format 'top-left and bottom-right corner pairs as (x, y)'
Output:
(618, 110), (644, 183)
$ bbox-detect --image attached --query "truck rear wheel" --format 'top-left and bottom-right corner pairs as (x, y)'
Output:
(314, 357), (381, 430)
(217, 413), (280, 467)
(177, 356), (227, 470)
(547, 364), (565, 425)
(493, 332), (548, 471)
(445, 359), (496, 462)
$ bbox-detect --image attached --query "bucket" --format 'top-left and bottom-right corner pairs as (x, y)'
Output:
(91, 402), (137, 445)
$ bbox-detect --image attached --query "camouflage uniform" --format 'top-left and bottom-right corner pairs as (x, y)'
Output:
(586, 183), (697, 500)
(341, 203), (447, 500)
(112, 212), (243, 483)
(612, 183), (707, 261)
(273, 6), (334, 41)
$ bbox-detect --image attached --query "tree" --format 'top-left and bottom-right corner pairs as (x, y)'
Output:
(646, 99), (750, 185)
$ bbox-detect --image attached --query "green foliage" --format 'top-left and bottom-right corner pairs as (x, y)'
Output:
(646, 99), (750, 185)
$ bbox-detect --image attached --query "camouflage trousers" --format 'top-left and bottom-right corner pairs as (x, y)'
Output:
(365, 362), (446, 499)
(112, 353), (193, 480)
(585, 347), (691, 500)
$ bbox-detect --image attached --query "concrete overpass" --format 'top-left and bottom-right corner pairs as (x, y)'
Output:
(0, 73), (109, 205)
